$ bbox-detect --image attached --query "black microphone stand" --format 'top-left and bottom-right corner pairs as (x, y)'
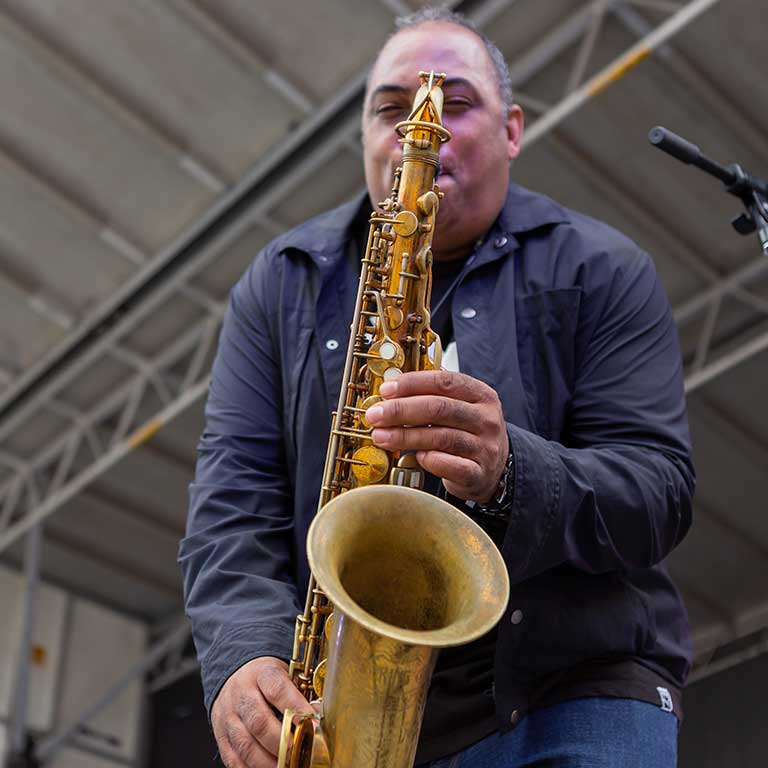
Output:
(648, 126), (768, 256)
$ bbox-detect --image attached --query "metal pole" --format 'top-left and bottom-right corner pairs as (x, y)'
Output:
(7, 524), (43, 763)
(685, 326), (768, 394)
(522, 0), (721, 149)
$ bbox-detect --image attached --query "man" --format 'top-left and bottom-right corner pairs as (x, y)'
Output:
(180, 8), (694, 768)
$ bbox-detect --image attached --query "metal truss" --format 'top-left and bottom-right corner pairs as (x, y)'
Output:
(677, 257), (768, 394)
(2, 3), (766, 740)
(0, 298), (223, 552)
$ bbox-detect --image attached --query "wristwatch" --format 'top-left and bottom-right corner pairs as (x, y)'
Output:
(474, 440), (515, 520)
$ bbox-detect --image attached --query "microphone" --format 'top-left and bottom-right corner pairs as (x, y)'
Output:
(648, 126), (703, 166)
(648, 125), (768, 254)
(648, 125), (735, 186)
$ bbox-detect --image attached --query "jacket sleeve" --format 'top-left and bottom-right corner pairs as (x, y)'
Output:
(502, 247), (695, 584)
(178, 252), (300, 715)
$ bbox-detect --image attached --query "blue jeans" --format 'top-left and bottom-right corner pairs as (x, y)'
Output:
(423, 698), (677, 768)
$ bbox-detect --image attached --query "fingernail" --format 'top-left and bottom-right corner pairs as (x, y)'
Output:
(366, 405), (383, 423)
(372, 428), (391, 444)
(379, 381), (398, 397)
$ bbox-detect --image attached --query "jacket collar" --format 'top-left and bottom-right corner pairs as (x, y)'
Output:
(275, 182), (571, 271)
(498, 182), (571, 236)
(268, 194), (367, 272)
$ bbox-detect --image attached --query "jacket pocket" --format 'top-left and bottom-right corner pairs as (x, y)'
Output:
(516, 288), (581, 439)
(509, 569), (656, 676)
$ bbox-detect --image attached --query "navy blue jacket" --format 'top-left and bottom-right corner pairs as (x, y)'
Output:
(180, 183), (694, 733)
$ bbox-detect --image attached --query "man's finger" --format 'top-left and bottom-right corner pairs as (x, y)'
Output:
(378, 370), (490, 403)
(367, 395), (479, 431)
(217, 738), (249, 768)
(256, 663), (314, 717)
(237, 687), (283, 757)
(416, 450), (485, 499)
(225, 719), (273, 768)
(372, 425), (480, 458)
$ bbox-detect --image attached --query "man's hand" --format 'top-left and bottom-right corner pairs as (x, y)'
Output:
(366, 370), (509, 503)
(211, 656), (312, 768)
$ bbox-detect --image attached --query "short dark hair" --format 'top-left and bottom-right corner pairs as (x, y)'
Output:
(390, 6), (514, 113)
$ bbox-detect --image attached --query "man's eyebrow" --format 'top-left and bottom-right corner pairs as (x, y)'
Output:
(368, 77), (479, 102)
(368, 84), (409, 102)
(442, 77), (476, 91)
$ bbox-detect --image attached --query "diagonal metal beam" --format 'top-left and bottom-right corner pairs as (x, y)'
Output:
(522, 0), (721, 148)
(613, 3), (768, 165)
(685, 324), (768, 393)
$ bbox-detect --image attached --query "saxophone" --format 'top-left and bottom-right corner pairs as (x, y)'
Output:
(278, 72), (509, 768)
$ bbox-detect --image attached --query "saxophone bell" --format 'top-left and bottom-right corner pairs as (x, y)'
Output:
(281, 485), (509, 768)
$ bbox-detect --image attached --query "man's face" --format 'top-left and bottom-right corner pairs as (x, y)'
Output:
(362, 22), (523, 259)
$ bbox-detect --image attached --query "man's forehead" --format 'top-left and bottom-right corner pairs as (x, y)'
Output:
(367, 22), (493, 93)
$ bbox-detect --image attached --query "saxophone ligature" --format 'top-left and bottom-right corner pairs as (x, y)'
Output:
(278, 71), (510, 768)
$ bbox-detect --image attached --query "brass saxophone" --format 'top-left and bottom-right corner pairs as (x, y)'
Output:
(278, 72), (509, 768)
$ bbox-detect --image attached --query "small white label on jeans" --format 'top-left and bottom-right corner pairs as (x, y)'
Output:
(657, 686), (674, 712)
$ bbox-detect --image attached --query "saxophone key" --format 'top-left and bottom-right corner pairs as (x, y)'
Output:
(367, 339), (405, 377)
(350, 445), (390, 485)
(358, 395), (383, 429)
(390, 452), (425, 489)
(382, 367), (403, 382)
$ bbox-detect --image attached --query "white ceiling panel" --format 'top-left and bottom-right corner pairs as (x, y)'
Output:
(2, 0), (306, 180)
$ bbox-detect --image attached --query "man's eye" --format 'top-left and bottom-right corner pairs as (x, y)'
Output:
(444, 98), (471, 111)
(375, 104), (404, 117)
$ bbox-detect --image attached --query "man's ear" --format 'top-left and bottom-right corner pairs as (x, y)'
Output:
(506, 104), (524, 161)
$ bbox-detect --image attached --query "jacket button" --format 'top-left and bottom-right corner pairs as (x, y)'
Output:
(459, 307), (477, 319)
(510, 609), (523, 625)
(326, 339), (339, 350)
(494, 236), (508, 248)
(509, 709), (520, 727)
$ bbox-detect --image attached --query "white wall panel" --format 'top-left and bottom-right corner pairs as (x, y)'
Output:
(0, 568), (22, 719)
(0, 564), (67, 731)
(57, 598), (146, 762)
(49, 746), (125, 768)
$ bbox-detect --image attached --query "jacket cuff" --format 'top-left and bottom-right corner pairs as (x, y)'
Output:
(501, 422), (561, 584)
(202, 620), (295, 716)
